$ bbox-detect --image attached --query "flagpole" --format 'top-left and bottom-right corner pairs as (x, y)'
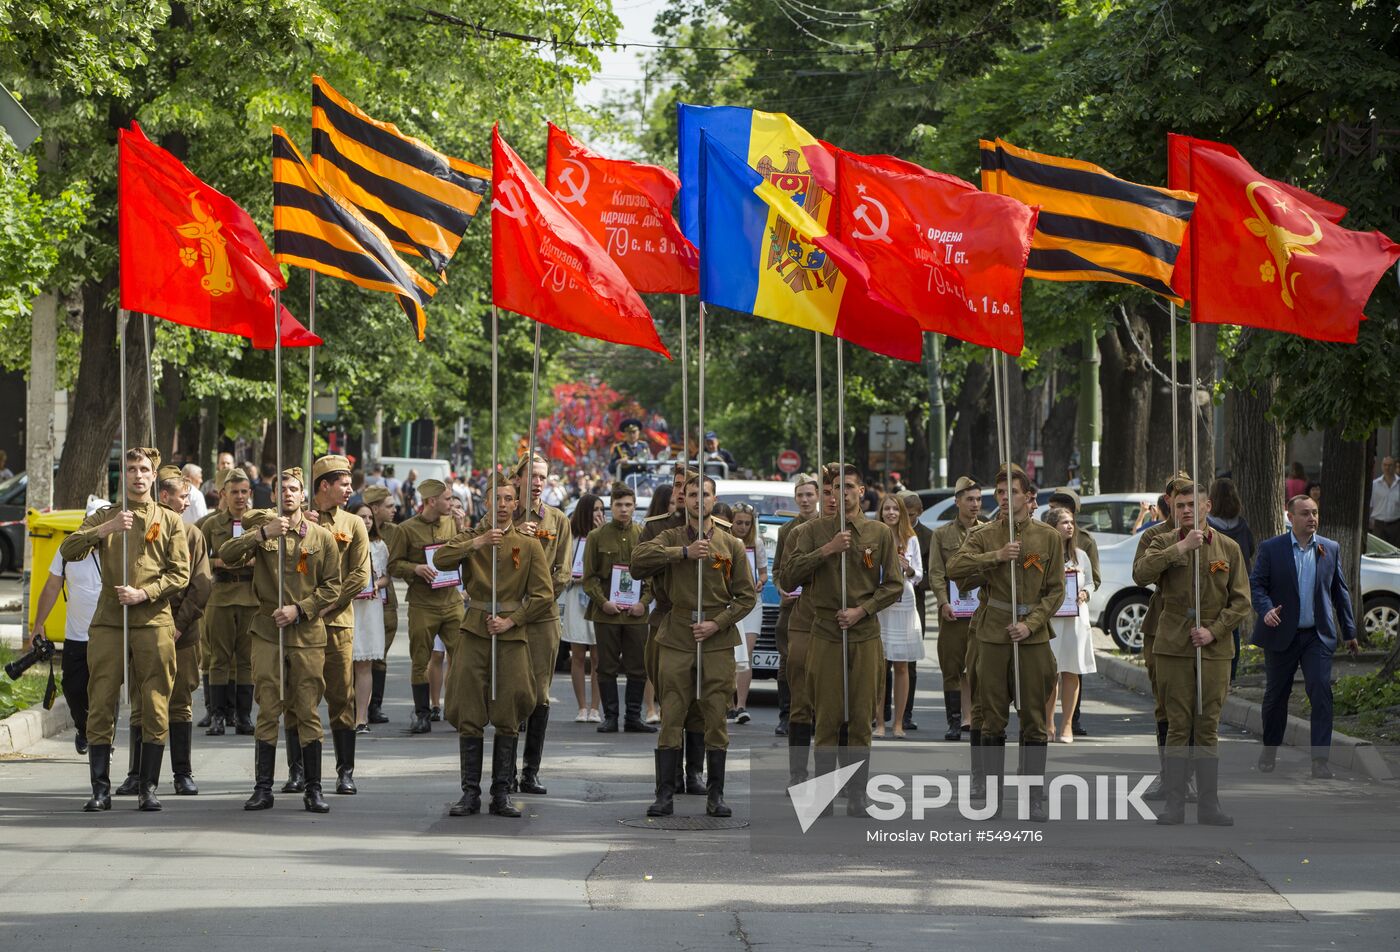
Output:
(142, 314), (156, 448)
(527, 321), (541, 473)
(304, 272), (317, 479)
(679, 295), (688, 475)
(836, 338), (848, 725)
(1169, 302), (1180, 473)
(992, 351), (1021, 712)
(273, 288), (286, 703)
(1190, 321), (1203, 717)
(118, 309), (130, 711)
(695, 301), (706, 699)
(490, 304), (499, 702)
(814, 333), (823, 473)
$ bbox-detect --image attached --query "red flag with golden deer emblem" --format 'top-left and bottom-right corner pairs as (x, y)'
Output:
(1168, 134), (1400, 343)
(118, 122), (317, 347)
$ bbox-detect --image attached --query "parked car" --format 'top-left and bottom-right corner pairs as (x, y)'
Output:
(0, 471), (25, 574)
(1034, 492), (1159, 547)
(748, 514), (787, 680)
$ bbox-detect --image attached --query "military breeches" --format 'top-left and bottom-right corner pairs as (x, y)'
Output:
(283, 625), (355, 732)
(976, 640), (1056, 743)
(965, 635), (982, 729)
(656, 644), (734, 751)
(1143, 633), (1167, 723)
(251, 636), (324, 747)
(595, 622), (647, 683)
(87, 624), (176, 747)
(373, 603), (399, 674)
(168, 638), (202, 724)
(809, 636), (882, 749)
(527, 617), (561, 706)
(787, 627), (813, 726)
(775, 602), (793, 683)
(441, 630), (533, 737)
(1157, 654), (1230, 754)
(206, 603), (255, 684)
(408, 602), (463, 685)
(647, 622), (703, 731)
(937, 617), (971, 694)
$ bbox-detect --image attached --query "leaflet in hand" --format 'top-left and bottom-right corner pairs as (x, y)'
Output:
(424, 544), (461, 590)
(948, 580), (981, 619)
(1055, 569), (1080, 618)
(610, 563), (640, 608)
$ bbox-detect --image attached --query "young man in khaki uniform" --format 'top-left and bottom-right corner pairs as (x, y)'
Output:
(1136, 482), (1251, 826)
(583, 482), (655, 735)
(219, 467), (341, 814)
(773, 474), (819, 740)
(115, 466), (212, 800)
(510, 454), (573, 794)
(947, 464), (1064, 822)
(199, 468), (258, 737)
(633, 475), (756, 819)
(386, 479), (464, 734)
(61, 448), (190, 813)
(363, 485), (399, 724)
(433, 479), (553, 818)
(927, 476), (983, 742)
(194, 471), (227, 728)
(781, 463), (902, 815)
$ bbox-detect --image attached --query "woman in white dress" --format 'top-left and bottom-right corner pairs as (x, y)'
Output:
(726, 503), (767, 725)
(563, 494), (605, 722)
(875, 493), (923, 738)
(1044, 506), (1096, 743)
(351, 504), (389, 734)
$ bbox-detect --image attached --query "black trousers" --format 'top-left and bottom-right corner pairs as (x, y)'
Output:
(61, 640), (90, 736)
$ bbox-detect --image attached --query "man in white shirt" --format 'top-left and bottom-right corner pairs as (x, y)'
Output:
(1371, 456), (1400, 547)
(182, 464), (209, 523)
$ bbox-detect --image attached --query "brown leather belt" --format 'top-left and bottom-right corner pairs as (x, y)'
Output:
(214, 568), (253, 584)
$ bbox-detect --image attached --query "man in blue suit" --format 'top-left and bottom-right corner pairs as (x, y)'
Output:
(1250, 495), (1359, 778)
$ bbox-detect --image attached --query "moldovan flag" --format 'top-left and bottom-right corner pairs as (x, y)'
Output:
(118, 122), (318, 348)
(696, 133), (923, 362)
(491, 127), (670, 357)
(545, 124), (697, 294)
(1168, 134), (1399, 343)
(826, 146), (1037, 356)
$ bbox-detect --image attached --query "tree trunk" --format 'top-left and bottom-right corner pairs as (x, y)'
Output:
(948, 354), (996, 482)
(1040, 366), (1078, 489)
(1098, 310), (1152, 492)
(1190, 323), (1218, 484)
(1228, 374), (1286, 545)
(1320, 424), (1368, 621)
(1145, 307), (1181, 489)
(156, 356), (182, 458)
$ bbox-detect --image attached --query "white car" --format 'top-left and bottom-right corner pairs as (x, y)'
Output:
(568, 478), (795, 519)
(1034, 492), (1159, 548)
(1092, 531), (1400, 651)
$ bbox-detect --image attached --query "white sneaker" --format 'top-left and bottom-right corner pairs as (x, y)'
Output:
(575, 709), (589, 723)
(587, 709), (602, 723)
(645, 710), (661, 724)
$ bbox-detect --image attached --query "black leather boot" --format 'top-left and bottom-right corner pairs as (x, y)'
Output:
(1024, 740), (1048, 823)
(812, 748), (838, 817)
(302, 741), (330, 813)
(596, 679), (620, 733)
(170, 722), (198, 795)
(137, 743), (164, 812)
(1144, 720), (1169, 800)
(116, 725), (142, 795)
(943, 691), (962, 741)
(449, 735), (485, 816)
(647, 748), (680, 817)
(1194, 756), (1233, 826)
(244, 740), (276, 810)
(224, 680), (237, 729)
(845, 757), (871, 817)
(683, 730), (706, 795)
(775, 678), (790, 736)
(368, 667), (390, 723)
(205, 683), (226, 736)
(83, 744), (113, 812)
(705, 748), (732, 818)
(968, 728), (986, 800)
(489, 734), (522, 817)
(197, 674), (212, 728)
(903, 663), (918, 731)
(1156, 755), (1188, 825)
(982, 734), (1006, 818)
(332, 728), (357, 794)
(409, 682), (432, 734)
(281, 727), (306, 792)
(235, 684), (256, 735)
(519, 704), (550, 794)
(623, 679), (656, 733)
(787, 721), (811, 787)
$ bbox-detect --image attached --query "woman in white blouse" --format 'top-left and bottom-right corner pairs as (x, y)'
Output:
(1045, 506), (1096, 743)
(350, 504), (390, 734)
(875, 493), (923, 738)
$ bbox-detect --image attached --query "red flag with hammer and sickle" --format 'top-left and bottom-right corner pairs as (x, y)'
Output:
(491, 127), (671, 357)
(1168, 134), (1400, 343)
(544, 124), (698, 295)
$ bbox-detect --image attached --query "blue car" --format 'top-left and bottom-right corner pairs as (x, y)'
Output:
(749, 513), (791, 680)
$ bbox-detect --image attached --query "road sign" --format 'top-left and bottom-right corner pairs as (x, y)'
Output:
(868, 452), (908, 472)
(777, 449), (802, 474)
(868, 414), (906, 452)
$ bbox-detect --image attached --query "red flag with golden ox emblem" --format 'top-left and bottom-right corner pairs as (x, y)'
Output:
(1169, 134), (1399, 343)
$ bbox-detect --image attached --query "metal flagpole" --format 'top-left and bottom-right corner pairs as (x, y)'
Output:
(1190, 322), (1203, 716)
(118, 310), (131, 709)
(836, 339), (848, 724)
(273, 289), (285, 702)
(695, 302), (706, 698)
(142, 314), (156, 447)
(814, 333), (823, 472)
(1169, 302), (1180, 472)
(993, 352), (1021, 711)
(491, 305), (500, 701)
(304, 273), (317, 480)
(527, 321), (541, 480)
(679, 295), (689, 475)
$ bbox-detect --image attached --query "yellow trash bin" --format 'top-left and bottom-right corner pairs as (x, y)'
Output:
(26, 509), (87, 644)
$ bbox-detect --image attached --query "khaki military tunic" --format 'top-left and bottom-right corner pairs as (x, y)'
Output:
(201, 508), (259, 685)
(373, 520), (400, 672)
(928, 518), (979, 695)
(515, 502), (572, 706)
(774, 513), (814, 724)
(169, 520), (212, 724)
(218, 511), (341, 747)
(387, 514), (466, 685)
(633, 522), (756, 750)
(583, 519), (651, 682)
(638, 510), (705, 733)
(1136, 528), (1250, 751)
(1131, 518), (1177, 724)
(946, 515), (1064, 743)
(433, 525), (553, 737)
(61, 498), (190, 747)
(780, 514), (902, 748)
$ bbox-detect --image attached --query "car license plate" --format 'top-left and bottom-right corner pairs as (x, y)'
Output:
(750, 650), (780, 670)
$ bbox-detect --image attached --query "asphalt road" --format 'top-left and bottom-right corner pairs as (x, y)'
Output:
(3, 616), (1398, 951)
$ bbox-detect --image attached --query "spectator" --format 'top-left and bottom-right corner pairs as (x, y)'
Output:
(564, 494), (605, 722)
(364, 464), (386, 488)
(1134, 495), (1168, 533)
(542, 474), (567, 509)
(0, 449), (11, 479)
(252, 462), (276, 509)
(727, 503), (766, 725)
(349, 503), (388, 733)
(1285, 461), (1307, 501)
(874, 492), (923, 739)
(1306, 481), (1322, 504)
(181, 464), (208, 523)
(701, 431), (738, 477)
(1208, 477), (1256, 680)
(1371, 456), (1400, 546)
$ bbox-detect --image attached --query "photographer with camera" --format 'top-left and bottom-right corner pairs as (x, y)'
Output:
(60, 447), (190, 814)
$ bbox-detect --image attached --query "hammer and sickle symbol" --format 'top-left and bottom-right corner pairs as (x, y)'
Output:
(850, 195), (892, 244)
(553, 160), (591, 207)
(492, 178), (528, 222)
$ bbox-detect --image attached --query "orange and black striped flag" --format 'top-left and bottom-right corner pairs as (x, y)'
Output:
(311, 76), (488, 277)
(272, 127), (435, 340)
(979, 138), (1196, 301)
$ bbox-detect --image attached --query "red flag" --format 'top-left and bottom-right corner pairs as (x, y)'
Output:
(491, 127), (671, 357)
(250, 304), (323, 350)
(119, 123), (294, 343)
(545, 124), (698, 295)
(546, 432), (578, 467)
(825, 145), (1036, 356)
(1169, 134), (1399, 342)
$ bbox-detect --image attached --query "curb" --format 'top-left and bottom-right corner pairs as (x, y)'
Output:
(1094, 650), (1395, 783)
(0, 696), (72, 756)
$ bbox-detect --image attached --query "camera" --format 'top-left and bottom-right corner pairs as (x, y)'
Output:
(5, 633), (55, 680)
